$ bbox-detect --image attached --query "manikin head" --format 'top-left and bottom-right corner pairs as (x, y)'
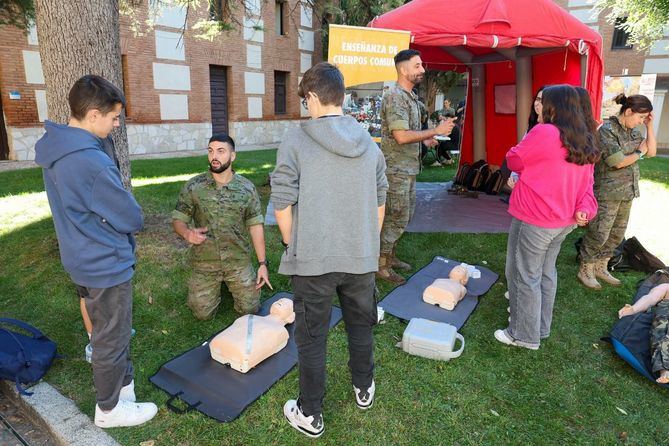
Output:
(394, 49), (424, 87)
(68, 75), (125, 138)
(449, 265), (469, 285)
(208, 133), (236, 174)
(269, 298), (295, 325)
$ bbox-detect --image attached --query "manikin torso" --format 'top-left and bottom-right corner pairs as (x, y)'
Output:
(210, 298), (295, 373)
(423, 265), (470, 310)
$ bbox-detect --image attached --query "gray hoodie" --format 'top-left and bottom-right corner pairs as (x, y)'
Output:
(271, 115), (388, 276)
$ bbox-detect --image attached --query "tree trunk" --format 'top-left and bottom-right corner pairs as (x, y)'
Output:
(34, 0), (132, 189)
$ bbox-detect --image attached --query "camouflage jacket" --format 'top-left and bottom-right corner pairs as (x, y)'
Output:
(380, 83), (425, 176)
(594, 116), (644, 201)
(172, 172), (263, 264)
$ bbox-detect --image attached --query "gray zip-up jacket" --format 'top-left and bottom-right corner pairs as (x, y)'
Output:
(270, 115), (388, 276)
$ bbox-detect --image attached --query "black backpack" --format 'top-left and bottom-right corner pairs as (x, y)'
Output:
(605, 269), (669, 388)
(622, 237), (666, 274)
(575, 236), (665, 273)
(484, 169), (508, 195)
(454, 162), (471, 185)
(464, 160), (489, 190)
(0, 318), (59, 395)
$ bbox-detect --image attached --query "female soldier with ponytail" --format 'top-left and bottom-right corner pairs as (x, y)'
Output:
(578, 94), (657, 289)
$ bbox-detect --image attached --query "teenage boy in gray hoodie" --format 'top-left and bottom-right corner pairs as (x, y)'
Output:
(35, 75), (157, 428)
(271, 62), (388, 438)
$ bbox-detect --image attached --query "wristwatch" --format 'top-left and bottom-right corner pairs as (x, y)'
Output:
(259, 259), (270, 267)
(634, 149), (644, 160)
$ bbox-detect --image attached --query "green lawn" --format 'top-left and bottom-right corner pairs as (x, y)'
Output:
(1, 152), (668, 445)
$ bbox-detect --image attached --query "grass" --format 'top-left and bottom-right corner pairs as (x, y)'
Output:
(0, 151), (668, 445)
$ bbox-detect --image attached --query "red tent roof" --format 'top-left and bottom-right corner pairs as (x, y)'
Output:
(370, 0), (602, 53)
(370, 0), (603, 114)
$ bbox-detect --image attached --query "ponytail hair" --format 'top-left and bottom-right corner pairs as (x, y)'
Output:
(614, 93), (653, 115)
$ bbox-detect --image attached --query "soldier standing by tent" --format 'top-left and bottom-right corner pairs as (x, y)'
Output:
(377, 49), (455, 284)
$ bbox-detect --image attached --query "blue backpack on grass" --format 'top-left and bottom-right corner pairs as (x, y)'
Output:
(606, 269), (669, 389)
(0, 318), (59, 395)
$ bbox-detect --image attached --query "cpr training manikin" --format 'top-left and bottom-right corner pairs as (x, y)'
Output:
(209, 298), (295, 373)
(422, 265), (470, 310)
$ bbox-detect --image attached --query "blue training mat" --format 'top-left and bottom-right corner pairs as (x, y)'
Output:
(150, 292), (343, 422)
(378, 256), (499, 329)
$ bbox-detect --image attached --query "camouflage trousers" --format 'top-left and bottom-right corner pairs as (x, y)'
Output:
(187, 262), (260, 320)
(580, 199), (632, 262)
(380, 174), (416, 255)
(651, 300), (669, 375)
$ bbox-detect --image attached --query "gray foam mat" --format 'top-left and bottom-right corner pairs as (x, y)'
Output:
(264, 182), (512, 233)
(150, 292), (342, 422)
(378, 256), (499, 329)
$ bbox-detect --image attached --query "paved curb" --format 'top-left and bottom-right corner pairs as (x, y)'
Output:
(1, 380), (121, 446)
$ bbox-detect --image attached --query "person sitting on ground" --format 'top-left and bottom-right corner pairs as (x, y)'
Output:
(618, 283), (669, 384)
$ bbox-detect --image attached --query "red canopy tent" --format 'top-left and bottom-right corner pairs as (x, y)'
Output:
(369, 0), (603, 166)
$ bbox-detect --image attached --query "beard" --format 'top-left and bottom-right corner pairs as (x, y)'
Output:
(411, 73), (424, 86)
(209, 159), (231, 173)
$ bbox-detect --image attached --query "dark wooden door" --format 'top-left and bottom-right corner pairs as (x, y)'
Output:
(0, 94), (9, 160)
(209, 65), (229, 135)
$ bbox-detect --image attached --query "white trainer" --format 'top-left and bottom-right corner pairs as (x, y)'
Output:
(85, 343), (93, 363)
(94, 400), (158, 428)
(119, 380), (136, 402)
(283, 399), (324, 438)
(353, 380), (375, 409)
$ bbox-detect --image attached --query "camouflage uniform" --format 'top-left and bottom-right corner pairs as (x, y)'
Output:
(650, 299), (669, 376)
(580, 116), (643, 262)
(172, 172), (263, 319)
(379, 83), (423, 255)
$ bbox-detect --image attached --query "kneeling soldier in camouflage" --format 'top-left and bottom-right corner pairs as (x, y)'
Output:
(172, 134), (272, 320)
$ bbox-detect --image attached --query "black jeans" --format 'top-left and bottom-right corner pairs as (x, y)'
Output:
(291, 272), (377, 416)
(81, 280), (134, 410)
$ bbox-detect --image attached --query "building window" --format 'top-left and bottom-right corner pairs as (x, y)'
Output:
(612, 18), (633, 50)
(121, 55), (131, 117)
(209, 0), (228, 21)
(275, 0), (286, 36)
(275, 71), (288, 115)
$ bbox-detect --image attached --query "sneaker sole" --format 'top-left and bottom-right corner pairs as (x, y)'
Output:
(284, 414), (324, 438)
(356, 400), (374, 410)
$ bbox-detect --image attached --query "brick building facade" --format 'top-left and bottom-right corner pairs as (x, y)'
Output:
(555, 0), (669, 148)
(0, 0), (321, 160)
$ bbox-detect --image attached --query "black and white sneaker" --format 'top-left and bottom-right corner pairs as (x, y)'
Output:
(283, 399), (324, 438)
(353, 380), (375, 409)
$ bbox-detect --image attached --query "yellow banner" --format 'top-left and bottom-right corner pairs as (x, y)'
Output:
(328, 24), (411, 87)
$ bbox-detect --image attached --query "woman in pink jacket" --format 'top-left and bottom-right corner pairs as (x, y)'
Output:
(495, 84), (600, 350)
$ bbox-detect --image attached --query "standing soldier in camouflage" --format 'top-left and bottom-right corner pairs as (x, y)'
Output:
(172, 134), (272, 319)
(578, 94), (656, 289)
(377, 49), (455, 284)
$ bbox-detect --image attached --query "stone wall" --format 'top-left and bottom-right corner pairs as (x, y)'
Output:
(230, 119), (304, 147)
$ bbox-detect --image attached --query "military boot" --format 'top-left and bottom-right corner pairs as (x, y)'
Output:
(594, 258), (622, 286)
(577, 261), (601, 290)
(391, 248), (412, 271)
(376, 254), (406, 285)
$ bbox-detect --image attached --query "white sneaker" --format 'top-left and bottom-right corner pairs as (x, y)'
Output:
(94, 400), (158, 428)
(119, 380), (136, 402)
(85, 343), (93, 363)
(504, 291), (509, 300)
(430, 161), (442, 167)
(283, 399), (324, 438)
(494, 329), (539, 351)
(354, 380), (375, 410)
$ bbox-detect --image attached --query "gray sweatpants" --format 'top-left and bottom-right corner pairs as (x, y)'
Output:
(506, 218), (576, 348)
(81, 280), (134, 411)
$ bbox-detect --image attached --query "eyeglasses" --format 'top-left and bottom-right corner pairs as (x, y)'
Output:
(301, 97), (308, 109)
